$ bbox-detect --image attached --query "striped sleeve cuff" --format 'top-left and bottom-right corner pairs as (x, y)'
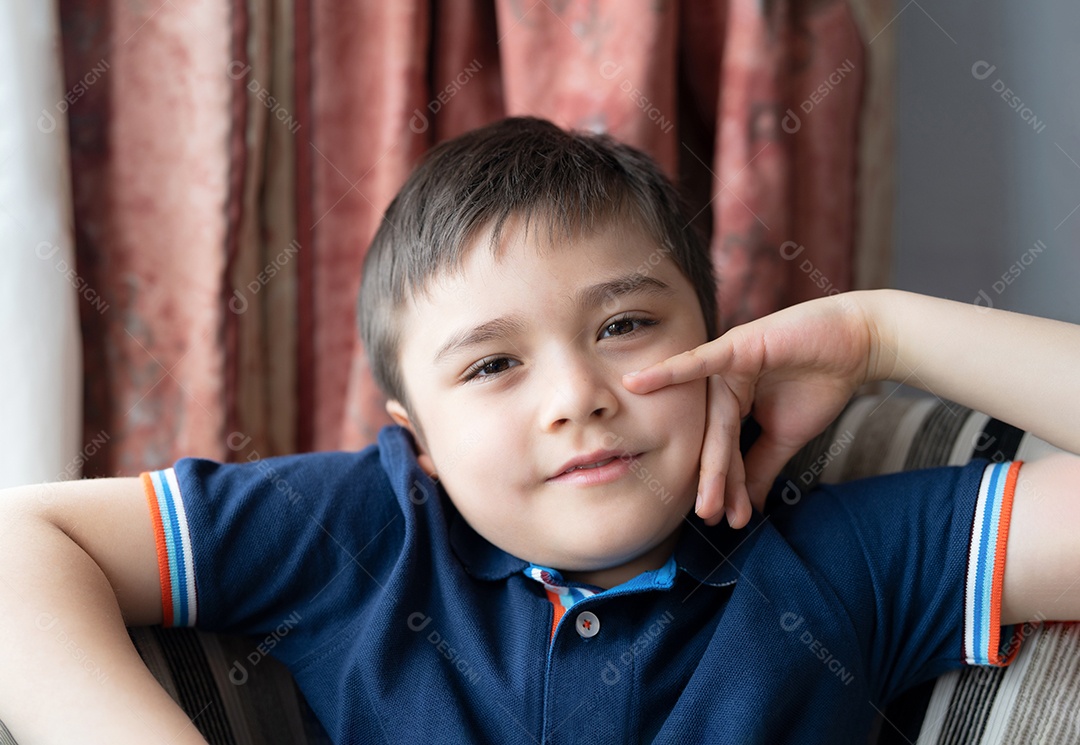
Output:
(963, 460), (1022, 666)
(141, 468), (198, 627)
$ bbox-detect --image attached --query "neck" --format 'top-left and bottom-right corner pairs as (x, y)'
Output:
(563, 526), (681, 590)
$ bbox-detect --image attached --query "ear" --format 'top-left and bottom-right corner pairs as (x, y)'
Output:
(385, 400), (437, 478)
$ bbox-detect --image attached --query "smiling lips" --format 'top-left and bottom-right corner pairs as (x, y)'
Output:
(565, 456), (616, 472)
(547, 449), (641, 486)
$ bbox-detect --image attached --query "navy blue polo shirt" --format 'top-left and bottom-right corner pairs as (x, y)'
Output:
(142, 426), (1022, 743)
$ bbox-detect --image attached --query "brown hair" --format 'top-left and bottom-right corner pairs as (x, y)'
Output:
(357, 116), (717, 410)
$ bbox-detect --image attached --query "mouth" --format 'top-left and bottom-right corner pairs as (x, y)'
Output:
(547, 450), (642, 486)
(563, 456), (617, 472)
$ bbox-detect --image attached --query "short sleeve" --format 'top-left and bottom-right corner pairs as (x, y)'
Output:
(767, 459), (1025, 702)
(138, 444), (406, 647)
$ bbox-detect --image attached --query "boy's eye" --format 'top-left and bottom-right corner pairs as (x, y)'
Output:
(599, 315), (657, 340)
(462, 356), (519, 382)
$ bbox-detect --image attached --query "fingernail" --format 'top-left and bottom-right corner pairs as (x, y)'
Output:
(624, 370), (639, 378)
(695, 492), (703, 514)
(726, 507), (736, 526)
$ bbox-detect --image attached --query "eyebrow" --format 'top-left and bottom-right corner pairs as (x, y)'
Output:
(434, 316), (528, 364)
(433, 273), (674, 364)
(576, 273), (673, 313)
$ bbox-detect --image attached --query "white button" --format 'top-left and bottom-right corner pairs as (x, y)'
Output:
(576, 610), (600, 638)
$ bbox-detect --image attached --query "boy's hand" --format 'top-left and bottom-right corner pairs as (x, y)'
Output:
(623, 294), (876, 528)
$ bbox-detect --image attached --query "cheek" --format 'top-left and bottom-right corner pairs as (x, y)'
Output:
(425, 403), (526, 493)
(654, 380), (708, 500)
(636, 378), (707, 441)
(434, 437), (526, 545)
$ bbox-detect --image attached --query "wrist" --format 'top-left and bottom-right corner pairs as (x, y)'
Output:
(842, 289), (900, 385)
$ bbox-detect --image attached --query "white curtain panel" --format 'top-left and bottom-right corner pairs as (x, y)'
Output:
(0, 0), (82, 488)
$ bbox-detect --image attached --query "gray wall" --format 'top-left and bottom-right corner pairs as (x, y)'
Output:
(893, 1), (1080, 323)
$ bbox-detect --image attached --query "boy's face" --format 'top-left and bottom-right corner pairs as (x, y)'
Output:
(390, 217), (708, 586)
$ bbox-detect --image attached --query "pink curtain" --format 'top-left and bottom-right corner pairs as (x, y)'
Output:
(59, 0), (873, 475)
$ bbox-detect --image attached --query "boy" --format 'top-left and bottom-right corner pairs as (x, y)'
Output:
(1, 117), (1078, 743)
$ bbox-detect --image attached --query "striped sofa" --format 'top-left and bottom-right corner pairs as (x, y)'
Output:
(2, 392), (1076, 744)
(783, 392), (1078, 744)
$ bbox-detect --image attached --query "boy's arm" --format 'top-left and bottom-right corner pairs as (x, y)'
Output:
(0, 477), (208, 744)
(624, 289), (1080, 625)
(858, 290), (1078, 454)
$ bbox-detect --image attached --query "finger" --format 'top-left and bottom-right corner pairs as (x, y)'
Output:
(722, 448), (752, 528)
(623, 342), (735, 395)
(696, 375), (741, 524)
(742, 433), (805, 511)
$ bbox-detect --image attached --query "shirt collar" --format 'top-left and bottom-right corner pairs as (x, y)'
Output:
(448, 507), (531, 579)
(673, 510), (768, 587)
(524, 554), (678, 596)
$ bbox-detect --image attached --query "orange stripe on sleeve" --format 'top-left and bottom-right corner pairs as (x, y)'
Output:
(141, 472), (175, 627)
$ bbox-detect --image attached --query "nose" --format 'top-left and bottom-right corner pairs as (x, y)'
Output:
(540, 352), (620, 431)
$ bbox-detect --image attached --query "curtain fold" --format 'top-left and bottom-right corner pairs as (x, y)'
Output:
(0, 0), (81, 488)
(50, 0), (883, 475)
